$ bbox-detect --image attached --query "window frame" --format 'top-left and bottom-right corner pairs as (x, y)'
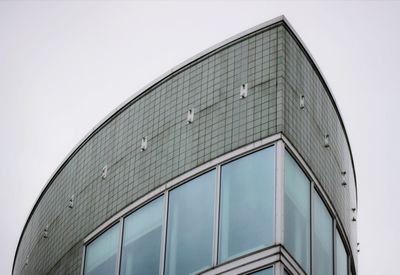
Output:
(282, 149), (312, 274)
(80, 134), (355, 275)
(81, 134), (279, 275)
(218, 145), (276, 263)
(312, 187), (334, 275)
(164, 169), (217, 275)
(119, 195), (165, 275)
(82, 221), (121, 275)
(334, 226), (350, 275)
(283, 136), (354, 275)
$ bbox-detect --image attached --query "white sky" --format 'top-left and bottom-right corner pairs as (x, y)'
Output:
(1, 1), (399, 274)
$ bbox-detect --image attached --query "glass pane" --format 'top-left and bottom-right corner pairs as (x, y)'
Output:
(313, 191), (333, 275)
(284, 151), (310, 273)
(165, 171), (215, 275)
(335, 229), (348, 275)
(251, 267), (273, 275)
(219, 146), (275, 262)
(120, 197), (163, 275)
(84, 223), (119, 275)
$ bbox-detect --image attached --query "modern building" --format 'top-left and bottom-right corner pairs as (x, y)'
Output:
(13, 15), (358, 275)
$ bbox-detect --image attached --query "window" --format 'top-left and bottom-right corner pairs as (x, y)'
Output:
(250, 267), (273, 275)
(165, 171), (215, 275)
(219, 147), (275, 262)
(335, 229), (348, 275)
(284, 151), (310, 273)
(83, 223), (119, 275)
(313, 190), (333, 275)
(120, 197), (163, 275)
(83, 141), (353, 275)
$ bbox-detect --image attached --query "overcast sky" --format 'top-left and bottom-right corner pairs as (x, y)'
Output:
(1, 1), (399, 274)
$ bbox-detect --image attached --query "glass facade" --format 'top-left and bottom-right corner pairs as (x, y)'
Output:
(84, 223), (120, 275)
(313, 190), (333, 275)
(82, 144), (351, 275)
(165, 171), (215, 275)
(284, 151), (310, 273)
(219, 147), (275, 262)
(120, 197), (163, 275)
(251, 267), (273, 275)
(336, 229), (348, 275)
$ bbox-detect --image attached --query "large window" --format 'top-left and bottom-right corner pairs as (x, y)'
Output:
(120, 197), (163, 275)
(313, 190), (333, 275)
(83, 223), (120, 275)
(335, 229), (348, 275)
(284, 151), (310, 273)
(165, 171), (215, 275)
(82, 141), (353, 275)
(219, 146), (275, 262)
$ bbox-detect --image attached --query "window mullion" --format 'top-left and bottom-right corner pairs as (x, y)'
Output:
(80, 246), (86, 275)
(159, 191), (169, 275)
(310, 181), (315, 275)
(275, 140), (285, 245)
(333, 220), (337, 275)
(115, 217), (124, 275)
(212, 165), (221, 266)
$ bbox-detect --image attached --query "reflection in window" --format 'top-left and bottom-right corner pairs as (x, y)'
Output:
(313, 191), (333, 275)
(84, 223), (119, 275)
(250, 267), (273, 275)
(165, 171), (215, 275)
(335, 229), (348, 275)
(120, 197), (163, 275)
(219, 147), (275, 262)
(284, 151), (310, 273)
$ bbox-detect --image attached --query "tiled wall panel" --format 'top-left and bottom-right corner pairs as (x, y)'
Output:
(282, 26), (357, 267)
(14, 24), (283, 275)
(14, 21), (357, 275)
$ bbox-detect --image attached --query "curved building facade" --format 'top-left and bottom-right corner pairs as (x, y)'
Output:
(13, 16), (358, 275)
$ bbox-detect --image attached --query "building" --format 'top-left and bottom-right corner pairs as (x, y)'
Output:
(13, 16), (358, 275)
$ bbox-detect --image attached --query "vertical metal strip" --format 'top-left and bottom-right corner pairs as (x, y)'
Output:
(275, 140), (285, 245)
(212, 165), (221, 266)
(159, 191), (169, 275)
(275, 261), (284, 275)
(115, 218), (124, 275)
(310, 182), (315, 275)
(80, 246), (86, 275)
(333, 219), (337, 275)
(348, 253), (351, 275)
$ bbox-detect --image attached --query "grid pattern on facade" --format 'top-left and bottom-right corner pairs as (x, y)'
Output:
(281, 26), (357, 265)
(14, 23), (284, 275)
(13, 18), (357, 275)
